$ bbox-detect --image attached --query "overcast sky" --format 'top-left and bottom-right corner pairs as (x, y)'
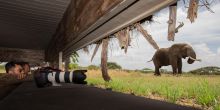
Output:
(77, 1), (220, 71)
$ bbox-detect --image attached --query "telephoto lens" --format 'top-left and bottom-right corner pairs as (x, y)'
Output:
(33, 68), (87, 88)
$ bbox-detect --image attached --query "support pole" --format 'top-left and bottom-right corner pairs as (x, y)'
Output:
(59, 52), (62, 70)
(65, 57), (70, 71)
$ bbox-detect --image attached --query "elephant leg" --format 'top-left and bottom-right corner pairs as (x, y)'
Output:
(171, 58), (178, 75)
(154, 66), (161, 76)
(171, 65), (177, 75)
(177, 58), (182, 74)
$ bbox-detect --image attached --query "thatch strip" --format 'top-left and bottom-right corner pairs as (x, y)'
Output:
(201, 0), (214, 13)
(125, 27), (131, 53)
(115, 30), (126, 49)
(187, 0), (199, 23)
(115, 27), (131, 53)
(135, 23), (159, 50)
(91, 41), (101, 62)
(175, 22), (184, 33)
(83, 46), (89, 54)
(101, 38), (111, 81)
(168, 3), (177, 41)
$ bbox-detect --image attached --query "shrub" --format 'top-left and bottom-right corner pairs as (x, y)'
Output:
(87, 65), (100, 70)
(68, 63), (78, 70)
(107, 62), (122, 70)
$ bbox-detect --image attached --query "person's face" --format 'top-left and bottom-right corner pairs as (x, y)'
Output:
(23, 64), (30, 74)
(8, 64), (24, 76)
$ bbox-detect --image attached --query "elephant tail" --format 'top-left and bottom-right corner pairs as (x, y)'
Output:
(147, 59), (153, 62)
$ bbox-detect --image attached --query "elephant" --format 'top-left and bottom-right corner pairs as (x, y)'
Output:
(149, 43), (201, 76)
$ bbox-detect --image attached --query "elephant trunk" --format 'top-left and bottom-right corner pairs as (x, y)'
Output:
(187, 49), (201, 64)
(187, 48), (196, 64)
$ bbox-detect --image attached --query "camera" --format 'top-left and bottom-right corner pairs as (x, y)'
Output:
(33, 67), (87, 88)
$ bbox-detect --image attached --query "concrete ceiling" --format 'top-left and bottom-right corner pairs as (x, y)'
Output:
(0, 0), (71, 50)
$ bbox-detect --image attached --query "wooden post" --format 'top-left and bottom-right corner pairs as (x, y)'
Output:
(65, 57), (70, 71)
(168, 3), (177, 41)
(59, 52), (62, 70)
(101, 38), (111, 81)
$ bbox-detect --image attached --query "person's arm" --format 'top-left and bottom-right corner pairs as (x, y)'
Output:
(17, 73), (27, 79)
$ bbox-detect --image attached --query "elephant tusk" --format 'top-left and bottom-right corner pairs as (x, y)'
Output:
(189, 56), (202, 62)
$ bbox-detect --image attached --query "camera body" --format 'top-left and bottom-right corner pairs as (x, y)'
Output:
(33, 67), (87, 88)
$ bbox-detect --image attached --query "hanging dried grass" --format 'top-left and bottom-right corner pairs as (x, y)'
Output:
(91, 41), (101, 62)
(167, 3), (177, 41)
(125, 27), (131, 53)
(101, 38), (111, 81)
(115, 27), (131, 53)
(115, 30), (124, 49)
(187, 0), (199, 23)
(83, 46), (89, 54)
(200, 0), (214, 13)
(135, 23), (159, 50)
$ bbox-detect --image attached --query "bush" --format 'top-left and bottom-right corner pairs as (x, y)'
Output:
(87, 65), (100, 70)
(107, 62), (122, 70)
(68, 63), (78, 70)
(135, 68), (153, 74)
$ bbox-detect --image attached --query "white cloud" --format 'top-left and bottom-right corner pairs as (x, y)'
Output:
(217, 47), (220, 55)
(77, 2), (220, 71)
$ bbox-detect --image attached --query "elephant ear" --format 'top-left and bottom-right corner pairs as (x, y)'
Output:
(180, 46), (188, 58)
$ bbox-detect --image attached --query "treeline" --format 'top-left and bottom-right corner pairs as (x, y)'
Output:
(69, 62), (122, 70)
(69, 62), (154, 74)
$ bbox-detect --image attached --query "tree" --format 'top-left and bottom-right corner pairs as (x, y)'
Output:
(68, 51), (79, 70)
(70, 51), (79, 63)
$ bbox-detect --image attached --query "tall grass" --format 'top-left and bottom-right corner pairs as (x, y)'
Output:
(86, 70), (220, 109)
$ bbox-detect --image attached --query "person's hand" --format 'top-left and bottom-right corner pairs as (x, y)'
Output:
(17, 73), (27, 79)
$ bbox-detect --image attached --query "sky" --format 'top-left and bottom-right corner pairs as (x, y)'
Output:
(77, 1), (220, 72)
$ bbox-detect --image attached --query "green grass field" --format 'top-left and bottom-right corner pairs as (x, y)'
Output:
(0, 69), (5, 73)
(86, 70), (220, 110)
(0, 65), (5, 73)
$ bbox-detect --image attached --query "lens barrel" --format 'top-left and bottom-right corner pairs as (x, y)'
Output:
(34, 70), (87, 88)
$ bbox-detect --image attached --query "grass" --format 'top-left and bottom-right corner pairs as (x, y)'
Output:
(0, 66), (5, 73)
(86, 70), (220, 110)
